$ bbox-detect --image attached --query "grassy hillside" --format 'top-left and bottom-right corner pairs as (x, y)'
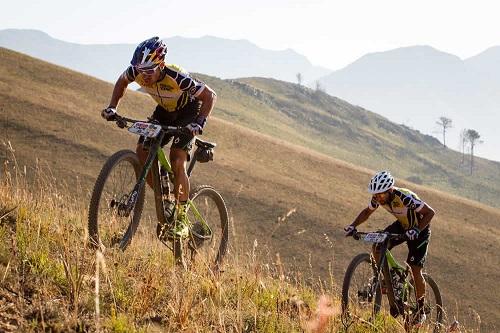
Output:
(196, 75), (500, 209)
(1, 47), (499, 331)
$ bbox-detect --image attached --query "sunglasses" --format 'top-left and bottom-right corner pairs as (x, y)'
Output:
(136, 65), (159, 75)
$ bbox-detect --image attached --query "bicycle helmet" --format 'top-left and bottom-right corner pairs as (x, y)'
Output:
(368, 171), (395, 194)
(131, 37), (167, 69)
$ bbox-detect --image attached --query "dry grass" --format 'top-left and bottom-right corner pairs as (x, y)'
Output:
(1, 47), (499, 331)
(0, 164), (481, 332)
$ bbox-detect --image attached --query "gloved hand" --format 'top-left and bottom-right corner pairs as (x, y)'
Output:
(101, 107), (117, 121)
(186, 115), (207, 136)
(344, 224), (357, 237)
(405, 227), (420, 241)
(186, 122), (203, 136)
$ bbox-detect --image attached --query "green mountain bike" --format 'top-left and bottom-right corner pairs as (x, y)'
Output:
(88, 114), (229, 269)
(342, 231), (443, 332)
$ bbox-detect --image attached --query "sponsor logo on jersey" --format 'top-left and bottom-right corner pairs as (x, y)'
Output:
(189, 86), (198, 95)
(159, 84), (174, 91)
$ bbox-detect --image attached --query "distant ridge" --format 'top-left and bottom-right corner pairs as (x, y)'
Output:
(0, 28), (331, 84)
(316, 45), (500, 161)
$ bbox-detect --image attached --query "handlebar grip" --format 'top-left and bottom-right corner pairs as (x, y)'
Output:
(115, 116), (127, 129)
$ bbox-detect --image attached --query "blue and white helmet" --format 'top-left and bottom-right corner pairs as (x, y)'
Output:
(131, 37), (167, 69)
(368, 171), (395, 194)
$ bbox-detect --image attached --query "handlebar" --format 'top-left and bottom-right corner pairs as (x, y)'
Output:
(350, 230), (408, 242)
(114, 114), (189, 135)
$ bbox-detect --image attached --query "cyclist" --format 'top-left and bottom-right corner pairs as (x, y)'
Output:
(344, 171), (435, 327)
(101, 36), (217, 238)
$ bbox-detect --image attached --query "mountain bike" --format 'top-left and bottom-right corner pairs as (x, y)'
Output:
(342, 231), (443, 332)
(88, 114), (229, 269)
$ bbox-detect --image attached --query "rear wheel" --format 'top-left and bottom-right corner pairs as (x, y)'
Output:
(404, 273), (444, 332)
(184, 185), (229, 271)
(88, 150), (145, 252)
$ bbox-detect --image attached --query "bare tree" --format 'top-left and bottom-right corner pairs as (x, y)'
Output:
(436, 116), (452, 147)
(315, 80), (324, 93)
(459, 129), (468, 165)
(296, 73), (303, 86)
(465, 129), (481, 175)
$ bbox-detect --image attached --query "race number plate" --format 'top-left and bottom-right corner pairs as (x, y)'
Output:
(128, 122), (162, 138)
(363, 233), (387, 243)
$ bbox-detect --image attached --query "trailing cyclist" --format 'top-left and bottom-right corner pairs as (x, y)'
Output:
(344, 171), (435, 327)
(101, 36), (217, 239)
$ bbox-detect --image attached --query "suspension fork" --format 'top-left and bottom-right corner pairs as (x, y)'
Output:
(122, 135), (163, 216)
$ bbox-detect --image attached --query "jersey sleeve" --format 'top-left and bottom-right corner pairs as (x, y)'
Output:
(121, 66), (137, 82)
(178, 72), (205, 97)
(164, 65), (206, 98)
(368, 197), (379, 210)
(395, 189), (425, 212)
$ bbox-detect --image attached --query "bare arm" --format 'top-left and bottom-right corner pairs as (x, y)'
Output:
(196, 84), (217, 119)
(351, 207), (375, 227)
(417, 203), (435, 230)
(108, 75), (131, 108)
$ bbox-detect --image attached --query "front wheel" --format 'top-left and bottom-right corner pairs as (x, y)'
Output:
(342, 253), (383, 323)
(88, 150), (145, 252)
(184, 185), (229, 271)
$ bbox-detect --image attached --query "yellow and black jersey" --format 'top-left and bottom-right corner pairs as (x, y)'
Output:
(122, 64), (205, 112)
(368, 187), (425, 230)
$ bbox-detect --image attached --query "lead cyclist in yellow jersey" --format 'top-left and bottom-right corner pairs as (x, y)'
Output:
(344, 171), (435, 327)
(101, 36), (217, 237)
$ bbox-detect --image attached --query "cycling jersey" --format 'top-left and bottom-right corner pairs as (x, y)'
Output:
(368, 187), (425, 230)
(122, 64), (205, 112)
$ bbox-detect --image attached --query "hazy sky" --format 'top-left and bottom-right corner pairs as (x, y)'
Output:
(2, 0), (500, 70)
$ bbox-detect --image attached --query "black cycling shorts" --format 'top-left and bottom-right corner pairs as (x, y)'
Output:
(138, 101), (201, 156)
(384, 221), (431, 267)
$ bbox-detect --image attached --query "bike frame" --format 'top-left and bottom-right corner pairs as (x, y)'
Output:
(371, 236), (411, 316)
(131, 129), (212, 237)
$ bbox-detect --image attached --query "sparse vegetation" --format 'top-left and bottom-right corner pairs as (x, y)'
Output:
(1, 47), (500, 331)
(436, 116), (452, 147)
(0, 160), (482, 332)
(465, 129), (482, 175)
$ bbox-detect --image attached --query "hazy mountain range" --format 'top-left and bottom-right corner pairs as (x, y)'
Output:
(1, 28), (499, 161)
(0, 29), (330, 83)
(316, 45), (500, 161)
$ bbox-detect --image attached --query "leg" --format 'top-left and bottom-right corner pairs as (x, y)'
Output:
(406, 227), (430, 301)
(371, 243), (383, 267)
(410, 264), (426, 301)
(169, 147), (190, 202)
(406, 227), (431, 325)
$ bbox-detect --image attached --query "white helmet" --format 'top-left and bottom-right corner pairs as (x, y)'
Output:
(368, 171), (394, 194)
